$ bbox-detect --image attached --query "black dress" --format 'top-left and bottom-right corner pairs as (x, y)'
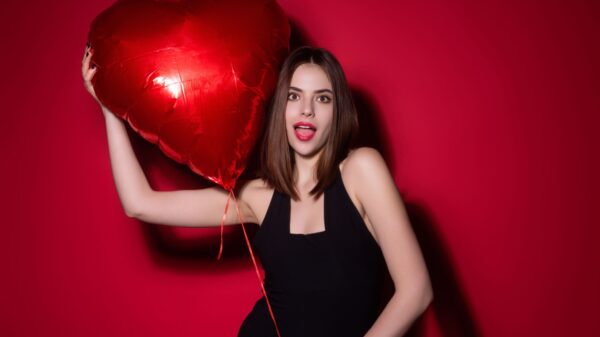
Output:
(237, 168), (386, 337)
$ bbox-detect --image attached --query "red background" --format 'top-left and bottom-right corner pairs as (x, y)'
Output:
(1, 0), (598, 336)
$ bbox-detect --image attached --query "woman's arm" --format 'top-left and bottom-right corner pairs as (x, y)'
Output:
(344, 147), (433, 337)
(82, 46), (256, 227)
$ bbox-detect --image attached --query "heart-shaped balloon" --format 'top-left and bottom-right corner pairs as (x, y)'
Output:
(88, 0), (290, 190)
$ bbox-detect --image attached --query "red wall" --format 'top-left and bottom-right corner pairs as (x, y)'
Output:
(1, 0), (598, 336)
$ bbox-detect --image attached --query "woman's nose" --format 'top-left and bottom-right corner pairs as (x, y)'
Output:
(301, 100), (314, 117)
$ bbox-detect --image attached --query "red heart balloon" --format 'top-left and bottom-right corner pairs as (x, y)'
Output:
(88, 0), (290, 190)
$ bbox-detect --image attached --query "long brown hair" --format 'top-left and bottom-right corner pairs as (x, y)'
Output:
(259, 46), (358, 200)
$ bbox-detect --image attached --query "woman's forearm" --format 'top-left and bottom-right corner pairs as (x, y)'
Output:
(102, 107), (152, 216)
(364, 287), (433, 337)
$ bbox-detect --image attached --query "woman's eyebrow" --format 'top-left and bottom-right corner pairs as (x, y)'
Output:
(289, 86), (333, 94)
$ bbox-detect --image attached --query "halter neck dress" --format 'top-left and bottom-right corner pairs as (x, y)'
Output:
(237, 168), (386, 337)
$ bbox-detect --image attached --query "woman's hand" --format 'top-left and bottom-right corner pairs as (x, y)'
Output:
(81, 43), (103, 108)
(82, 43), (116, 119)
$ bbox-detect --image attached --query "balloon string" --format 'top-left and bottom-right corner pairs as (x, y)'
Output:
(216, 191), (232, 261)
(229, 190), (283, 337)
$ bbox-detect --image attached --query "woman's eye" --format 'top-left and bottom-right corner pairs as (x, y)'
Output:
(317, 95), (332, 103)
(287, 92), (299, 101)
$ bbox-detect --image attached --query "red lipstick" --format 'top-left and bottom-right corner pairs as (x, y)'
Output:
(293, 122), (317, 141)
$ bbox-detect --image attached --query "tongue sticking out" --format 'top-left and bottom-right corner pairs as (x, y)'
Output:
(295, 127), (316, 140)
(297, 128), (314, 136)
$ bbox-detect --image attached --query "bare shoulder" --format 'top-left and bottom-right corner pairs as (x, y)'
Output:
(339, 147), (403, 245)
(341, 147), (387, 172)
(237, 177), (275, 225)
(342, 149), (432, 301)
(339, 147), (391, 216)
(340, 147), (389, 188)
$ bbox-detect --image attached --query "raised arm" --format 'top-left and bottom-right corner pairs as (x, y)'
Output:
(82, 45), (256, 227)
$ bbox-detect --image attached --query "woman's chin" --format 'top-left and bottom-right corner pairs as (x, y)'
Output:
(290, 142), (324, 159)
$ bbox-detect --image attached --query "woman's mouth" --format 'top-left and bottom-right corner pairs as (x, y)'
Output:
(293, 122), (316, 141)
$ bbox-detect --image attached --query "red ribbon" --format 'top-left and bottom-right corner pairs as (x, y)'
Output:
(217, 190), (282, 337)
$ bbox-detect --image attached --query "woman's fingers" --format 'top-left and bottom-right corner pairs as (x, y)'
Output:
(82, 47), (91, 77)
(81, 44), (100, 102)
(82, 48), (96, 81)
(81, 45), (87, 63)
(84, 67), (97, 93)
(85, 67), (95, 82)
(82, 43), (91, 64)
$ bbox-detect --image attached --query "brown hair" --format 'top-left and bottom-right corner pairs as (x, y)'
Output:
(259, 46), (358, 201)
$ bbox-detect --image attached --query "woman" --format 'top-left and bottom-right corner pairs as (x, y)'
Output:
(82, 45), (433, 337)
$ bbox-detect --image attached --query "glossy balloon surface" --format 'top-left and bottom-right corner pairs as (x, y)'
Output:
(88, 0), (290, 189)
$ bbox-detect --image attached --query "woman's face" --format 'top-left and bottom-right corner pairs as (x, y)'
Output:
(285, 63), (334, 159)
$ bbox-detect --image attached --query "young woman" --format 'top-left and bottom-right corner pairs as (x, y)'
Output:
(82, 45), (433, 337)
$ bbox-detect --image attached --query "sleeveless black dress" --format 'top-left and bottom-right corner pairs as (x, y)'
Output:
(237, 168), (386, 337)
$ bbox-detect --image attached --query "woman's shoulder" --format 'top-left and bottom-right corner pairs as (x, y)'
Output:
(240, 177), (272, 191)
(237, 177), (275, 225)
(340, 146), (388, 173)
(339, 147), (391, 198)
(336, 147), (392, 233)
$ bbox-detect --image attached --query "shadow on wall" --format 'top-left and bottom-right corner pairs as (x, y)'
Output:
(352, 87), (393, 169)
(404, 203), (483, 337)
(349, 70), (481, 337)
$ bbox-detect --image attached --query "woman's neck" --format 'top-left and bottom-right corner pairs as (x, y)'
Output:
(293, 150), (321, 192)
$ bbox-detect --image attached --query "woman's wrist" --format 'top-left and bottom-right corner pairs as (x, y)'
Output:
(102, 106), (118, 121)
